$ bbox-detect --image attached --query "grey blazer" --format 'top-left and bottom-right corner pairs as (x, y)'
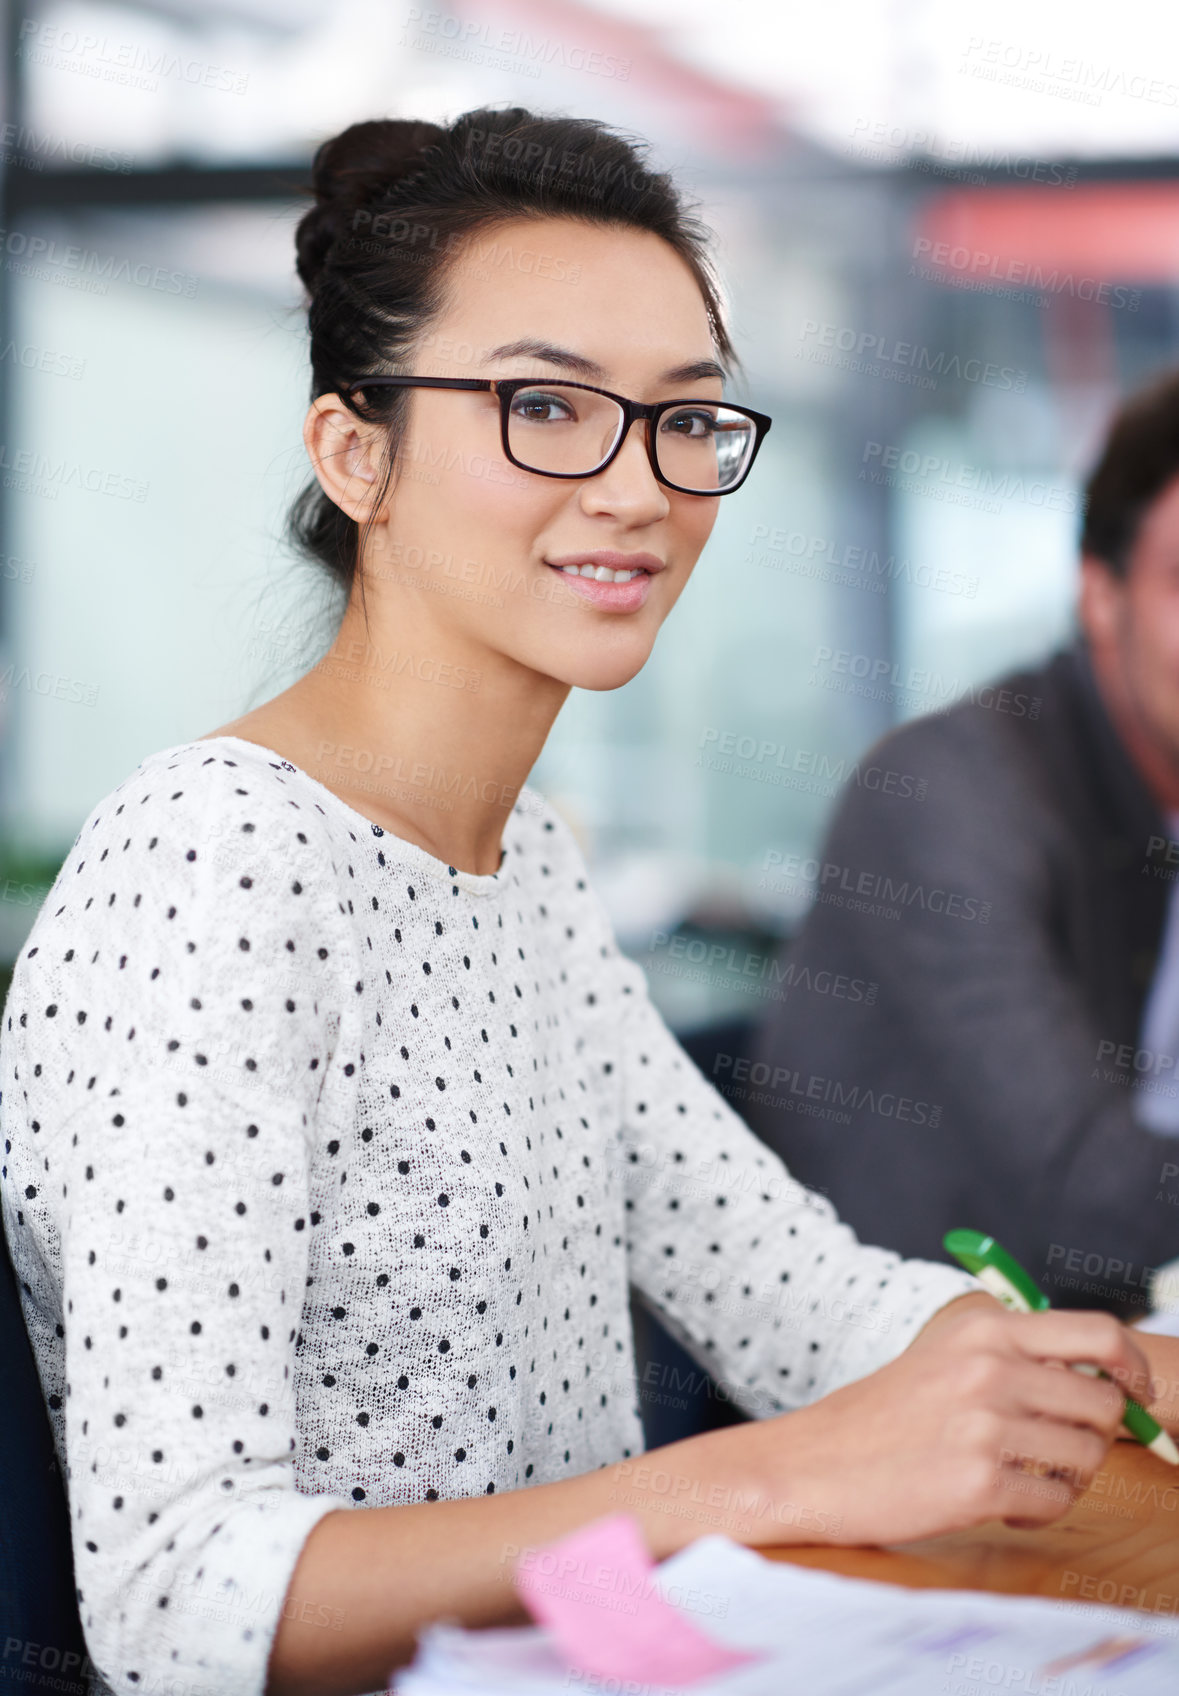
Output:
(742, 639), (1179, 1316)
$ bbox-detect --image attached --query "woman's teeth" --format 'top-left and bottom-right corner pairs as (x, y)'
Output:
(556, 564), (645, 582)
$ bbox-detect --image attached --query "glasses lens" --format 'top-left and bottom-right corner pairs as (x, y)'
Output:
(654, 404), (755, 492)
(506, 385), (623, 476)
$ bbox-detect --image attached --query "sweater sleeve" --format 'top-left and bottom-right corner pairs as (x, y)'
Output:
(606, 942), (979, 1415)
(1, 755), (357, 1696)
(528, 787), (984, 1419)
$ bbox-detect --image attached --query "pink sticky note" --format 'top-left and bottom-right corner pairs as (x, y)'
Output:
(513, 1513), (759, 1687)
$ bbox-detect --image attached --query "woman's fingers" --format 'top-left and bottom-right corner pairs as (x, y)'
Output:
(1002, 1310), (1152, 1395)
(988, 1416), (1110, 1524)
(1002, 1358), (1127, 1437)
(749, 1303), (1158, 1550)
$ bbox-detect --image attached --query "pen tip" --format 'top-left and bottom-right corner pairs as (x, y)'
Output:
(1150, 1429), (1179, 1466)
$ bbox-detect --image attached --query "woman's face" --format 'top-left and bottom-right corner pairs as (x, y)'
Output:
(328, 215), (727, 694)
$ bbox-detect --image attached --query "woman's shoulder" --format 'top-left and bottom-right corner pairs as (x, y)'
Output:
(503, 785), (596, 889)
(24, 737), (349, 965)
(37, 736), (598, 946)
(73, 735), (343, 861)
(5, 739), (356, 1086)
(503, 787), (621, 965)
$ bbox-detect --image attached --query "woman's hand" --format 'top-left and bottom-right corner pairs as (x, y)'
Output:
(1127, 1324), (1179, 1434)
(682, 1293), (1156, 1548)
(265, 1297), (1154, 1696)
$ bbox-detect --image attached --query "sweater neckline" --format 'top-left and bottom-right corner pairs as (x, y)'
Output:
(150, 736), (513, 899)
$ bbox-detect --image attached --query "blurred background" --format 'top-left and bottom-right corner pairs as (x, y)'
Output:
(5, 1), (1179, 1024)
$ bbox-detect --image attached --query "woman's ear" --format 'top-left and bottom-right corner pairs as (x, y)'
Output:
(303, 395), (392, 523)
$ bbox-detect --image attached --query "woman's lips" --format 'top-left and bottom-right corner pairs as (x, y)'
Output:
(546, 563), (653, 610)
(544, 552), (663, 612)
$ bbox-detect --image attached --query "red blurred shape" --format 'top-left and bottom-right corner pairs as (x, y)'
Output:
(916, 183), (1179, 283)
(455, 0), (787, 159)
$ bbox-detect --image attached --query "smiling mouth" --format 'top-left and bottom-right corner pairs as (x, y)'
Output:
(551, 562), (648, 583)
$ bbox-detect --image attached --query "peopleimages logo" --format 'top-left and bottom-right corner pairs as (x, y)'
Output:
(1046, 1243), (1155, 1283)
(807, 647), (1042, 720)
(912, 236), (1140, 310)
(16, 17), (250, 94)
(713, 1053), (942, 1125)
(861, 440), (1079, 512)
(0, 338), (85, 379)
(797, 319), (1027, 391)
(0, 226), (199, 297)
(406, 13), (632, 81)
(848, 117), (1078, 185)
(760, 849), (991, 924)
(646, 929), (877, 1004)
(960, 36), (1179, 110)
(0, 122), (133, 173)
(746, 524), (978, 599)
(0, 443), (148, 504)
(696, 727), (928, 796)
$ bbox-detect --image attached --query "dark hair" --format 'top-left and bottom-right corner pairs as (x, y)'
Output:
(1082, 368), (1179, 576)
(286, 105), (740, 613)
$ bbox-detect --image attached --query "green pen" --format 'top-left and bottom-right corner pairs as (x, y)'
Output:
(943, 1228), (1179, 1467)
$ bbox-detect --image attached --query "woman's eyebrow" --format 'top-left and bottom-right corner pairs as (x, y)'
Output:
(483, 337), (727, 384)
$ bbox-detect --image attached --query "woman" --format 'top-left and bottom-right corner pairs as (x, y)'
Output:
(0, 107), (1161, 1696)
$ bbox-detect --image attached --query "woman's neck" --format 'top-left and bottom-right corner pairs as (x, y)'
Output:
(207, 608), (570, 877)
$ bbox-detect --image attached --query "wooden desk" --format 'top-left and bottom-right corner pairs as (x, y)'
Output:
(763, 1440), (1179, 1616)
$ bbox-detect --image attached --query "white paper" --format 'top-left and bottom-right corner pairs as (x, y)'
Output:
(394, 1536), (1179, 1695)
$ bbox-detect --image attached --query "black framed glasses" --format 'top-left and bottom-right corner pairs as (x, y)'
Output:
(339, 376), (772, 496)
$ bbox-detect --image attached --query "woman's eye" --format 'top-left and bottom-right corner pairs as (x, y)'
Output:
(662, 408), (716, 437)
(511, 391), (575, 423)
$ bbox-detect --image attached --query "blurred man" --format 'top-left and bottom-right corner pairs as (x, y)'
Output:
(739, 368), (1179, 1317)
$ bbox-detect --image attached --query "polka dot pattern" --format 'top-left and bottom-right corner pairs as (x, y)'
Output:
(0, 736), (976, 1694)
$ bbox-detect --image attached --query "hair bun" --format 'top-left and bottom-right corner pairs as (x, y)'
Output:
(296, 117), (447, 293)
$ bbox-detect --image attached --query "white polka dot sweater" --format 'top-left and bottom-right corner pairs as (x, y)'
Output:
(0, 736), (976, 1696)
